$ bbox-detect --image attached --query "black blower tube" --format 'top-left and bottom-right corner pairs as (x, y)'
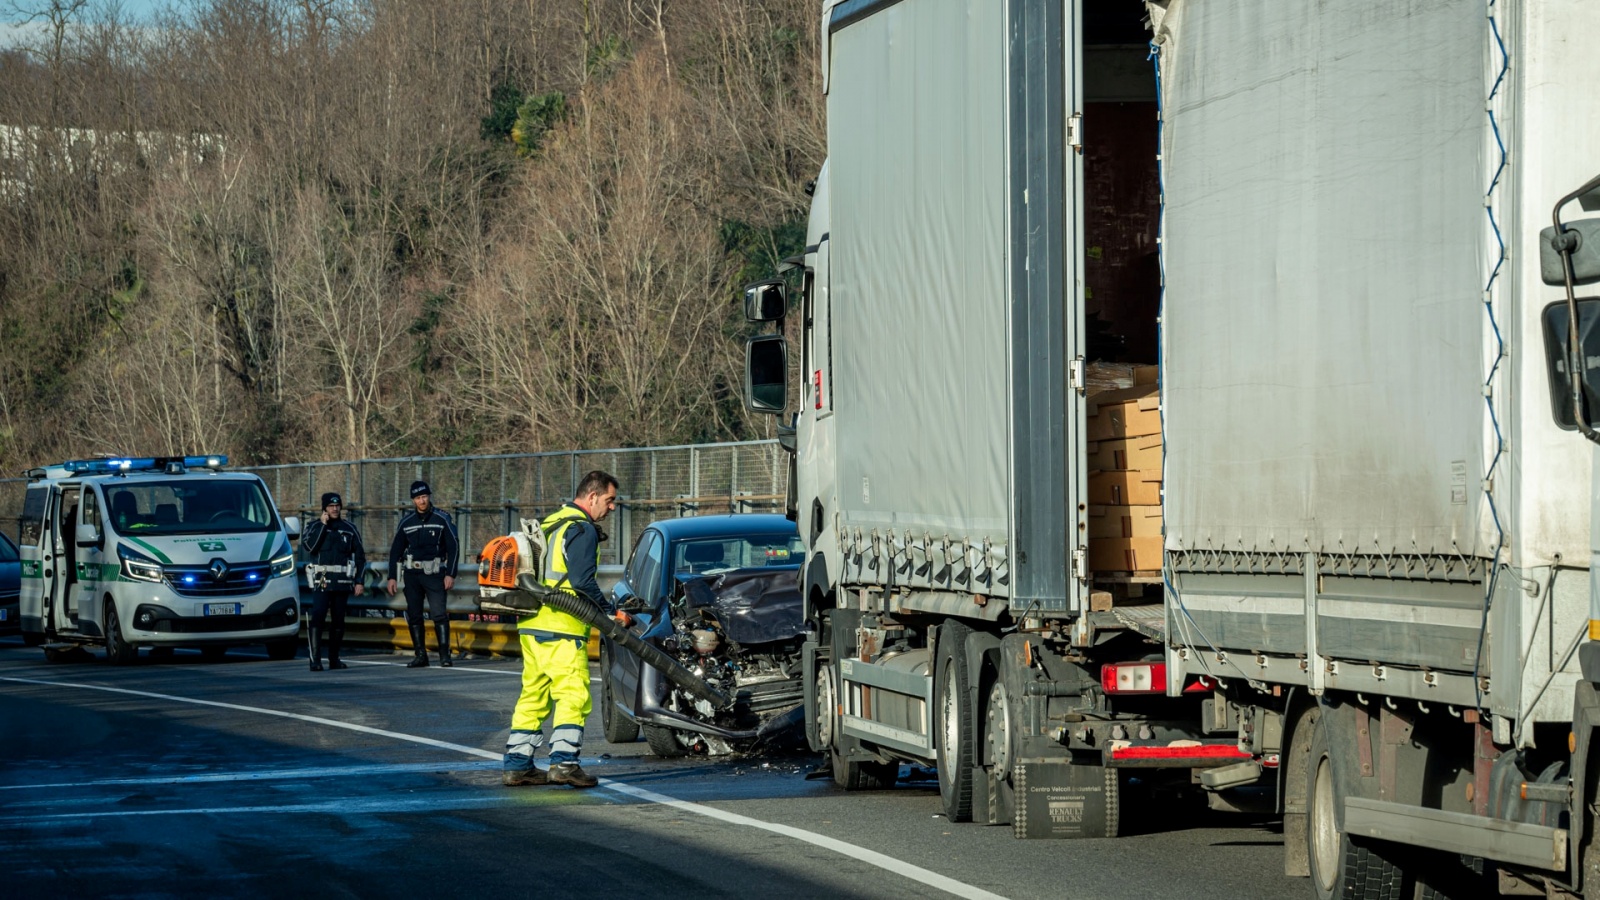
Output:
(508, 573), (732, 709)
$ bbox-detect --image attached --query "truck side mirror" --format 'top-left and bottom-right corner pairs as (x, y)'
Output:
(744, 335), (788, 414)
(1540, 219), (1600, 286)
(1541, 298), (1600, 429)
(74, 523), (100, 548)
(283, 515), (302, 541)
(744, 279), (788, 322)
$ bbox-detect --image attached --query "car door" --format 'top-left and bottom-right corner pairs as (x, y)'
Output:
(74, 486), (107, 628)
(609, 530), (664, 712)
(0, 532), (20, 632)
(47, 484), (80, 634)
(17, 485), (49, 636)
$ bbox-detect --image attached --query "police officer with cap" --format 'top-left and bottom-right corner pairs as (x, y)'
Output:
(300, 492), (366, 671)
(386, 481), (459, 667)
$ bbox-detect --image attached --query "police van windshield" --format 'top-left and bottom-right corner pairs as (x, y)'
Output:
(104, 480), (277, 536)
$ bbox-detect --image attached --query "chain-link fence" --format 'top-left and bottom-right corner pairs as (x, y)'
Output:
(0, 441), (788, 567)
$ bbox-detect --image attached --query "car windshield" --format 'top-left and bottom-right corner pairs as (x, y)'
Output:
(672, 535), (804, 575)
(103, 479), (278, 536)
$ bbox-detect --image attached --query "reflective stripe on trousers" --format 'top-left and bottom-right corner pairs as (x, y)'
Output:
(506, 632), (592, 766)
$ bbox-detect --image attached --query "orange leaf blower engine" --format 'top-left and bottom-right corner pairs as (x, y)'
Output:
(475, 519), (549, 615)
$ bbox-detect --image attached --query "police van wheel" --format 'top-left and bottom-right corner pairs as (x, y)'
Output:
(104, 603), (138, 666)
(265, 638), (298, 661)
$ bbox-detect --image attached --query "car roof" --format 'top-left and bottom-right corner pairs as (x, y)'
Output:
(647, 513), (797, 541)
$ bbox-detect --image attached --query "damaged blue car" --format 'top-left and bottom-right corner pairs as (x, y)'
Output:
(599, 514), (807, 756)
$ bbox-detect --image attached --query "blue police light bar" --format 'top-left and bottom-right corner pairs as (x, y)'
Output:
(57, 455), (229, 475)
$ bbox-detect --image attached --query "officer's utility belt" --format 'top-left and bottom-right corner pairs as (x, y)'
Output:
(306, 562), (358, 590)
(404, 556), (445, 575)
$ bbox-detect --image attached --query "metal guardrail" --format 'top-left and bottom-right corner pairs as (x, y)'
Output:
(307, 564), (624, 659)
(0, 440), (788, 568)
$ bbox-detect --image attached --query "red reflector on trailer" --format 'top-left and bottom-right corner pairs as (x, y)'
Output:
(1183, 675), (1215, 693)
(1101, 661), (1166, 694)
(1108, 744), (1252, 761)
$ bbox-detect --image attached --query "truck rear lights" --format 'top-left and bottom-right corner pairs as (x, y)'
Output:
(1102, 661), (1164, 694)
(1101, 663), (1218, 694)
(1108, 744), (1252, 762)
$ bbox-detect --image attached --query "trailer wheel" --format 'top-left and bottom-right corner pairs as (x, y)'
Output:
(104, 602), (138, 666)
(935, 620), (976, 822)
(818, 660), (896, 790)
(599, 646), (641, 744)
(1306, 712), (1403, 900)
(644, 724), (688, 758)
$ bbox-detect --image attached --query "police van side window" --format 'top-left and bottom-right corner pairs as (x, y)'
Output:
(20, 487), (46, 545)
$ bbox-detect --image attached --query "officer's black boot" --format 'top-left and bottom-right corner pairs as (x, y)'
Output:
(327, 628), (347, 670)
(307, 627), (323, 672)
(406, 620), (429, 668)
(435, 621), (453, 667)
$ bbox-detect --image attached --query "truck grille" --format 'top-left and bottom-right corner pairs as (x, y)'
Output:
(164, 563), (273, 598)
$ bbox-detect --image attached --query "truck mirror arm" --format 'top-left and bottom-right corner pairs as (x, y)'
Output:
(1555, 173), (1600, 445)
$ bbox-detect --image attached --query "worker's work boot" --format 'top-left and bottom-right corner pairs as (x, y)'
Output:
(548, 762), (598, 789)
(502, 767), (549, 787)
(435, 621), (453, 667)
(406, 621), (429, 668)
(307, 628), (323, 672)
(327, 628), (347, 670)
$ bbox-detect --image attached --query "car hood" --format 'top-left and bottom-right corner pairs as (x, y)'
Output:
(675, 569), (805, 645)
(118, 531), (288, 566)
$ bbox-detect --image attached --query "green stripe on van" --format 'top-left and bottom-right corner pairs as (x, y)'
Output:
(125, 536), (172, 564)
(260, 532), (277, 561)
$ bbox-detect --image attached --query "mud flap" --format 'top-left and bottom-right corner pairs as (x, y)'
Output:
(1011, 758), (1119, 839)
(972, 766), (1016, 826)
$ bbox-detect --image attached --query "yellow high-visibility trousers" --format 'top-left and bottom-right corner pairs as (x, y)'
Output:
(504, 631), (591, 768)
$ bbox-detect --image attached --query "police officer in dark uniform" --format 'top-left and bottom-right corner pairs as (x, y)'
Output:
(300, 492), (366, 672)
(386, 480), (459, 667)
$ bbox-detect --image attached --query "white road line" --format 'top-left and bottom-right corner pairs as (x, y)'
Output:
(0, 674), (1008, 900)
(0, 761), (501, 791)
(344, 659), (600, 682)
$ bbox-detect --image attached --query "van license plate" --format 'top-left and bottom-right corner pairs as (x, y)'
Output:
(204, 603), (241, 616)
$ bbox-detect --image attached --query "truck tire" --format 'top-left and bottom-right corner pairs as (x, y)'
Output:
(935, 619), (976, 822)
(599, 648), (640, 744)
(104, 602), (138, 666)
(816, 660), (896, 790)
(644, 724), (688, 758)
(981, 679), (1016, 825)
(1306, 712), (1404, 900)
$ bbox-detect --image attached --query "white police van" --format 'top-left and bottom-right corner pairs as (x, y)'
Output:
(17, 456), (303, 663)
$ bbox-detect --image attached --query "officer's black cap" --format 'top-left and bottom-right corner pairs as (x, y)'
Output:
(409, 481), (431, 498)
(321, 492), (342, 509)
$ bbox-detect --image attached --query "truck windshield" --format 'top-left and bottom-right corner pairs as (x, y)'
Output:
(104, 480), (277, 536)
(672, 535), (804, 575)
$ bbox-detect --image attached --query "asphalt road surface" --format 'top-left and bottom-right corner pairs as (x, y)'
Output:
(0, 636), (1305, 900)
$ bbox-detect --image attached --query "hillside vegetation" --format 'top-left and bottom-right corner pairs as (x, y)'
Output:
(0, 0), (820, 469)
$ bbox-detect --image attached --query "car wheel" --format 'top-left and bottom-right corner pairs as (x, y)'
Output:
(935, 620), (976, 821)
(104, 602), (138, 666)
(599, 647), (640, 744)
(644, 724), (688, 758)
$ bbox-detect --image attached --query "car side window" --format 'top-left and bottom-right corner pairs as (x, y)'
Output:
(637, 533), (666, 602)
